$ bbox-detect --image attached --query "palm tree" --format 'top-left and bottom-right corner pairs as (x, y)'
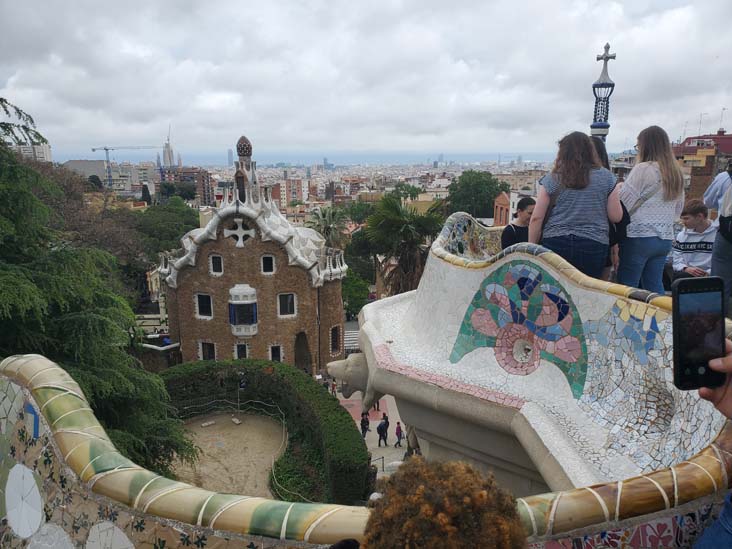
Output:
(305, 206), (348, 249)
(365, 195), (443, 296)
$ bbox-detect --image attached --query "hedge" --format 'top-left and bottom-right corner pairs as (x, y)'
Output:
(160, 359), (369, 505)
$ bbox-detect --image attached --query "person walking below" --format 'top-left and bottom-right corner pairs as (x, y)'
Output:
(501, 196), (535, 249)
(395, 421), (403, 448)
(381, 412), (390, 446)
(616, 126), (685, 294)
(331, 380), (337, 397)
(360, 412), (370, 439)
(376, 420), (387, 447)
(529, 132), (623, 278)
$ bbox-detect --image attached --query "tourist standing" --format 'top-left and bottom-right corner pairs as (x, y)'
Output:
(331, 380), (337, 397)
(376, 420), (387, 447)
(501, 197), (535, 249)
(529, 131), (623, 278)
(704, 160), (732, 301)
(360, 412), (370, 439)
(381, 412), (390, 446)
(616, 126), (684, 294)
(395, 421), (403, 447)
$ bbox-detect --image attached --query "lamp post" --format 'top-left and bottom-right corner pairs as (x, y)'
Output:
(590, 43), (616, 142)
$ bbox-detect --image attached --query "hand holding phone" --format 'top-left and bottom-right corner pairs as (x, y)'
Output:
(698, 339), (732, 416)
(672, 277), (727, 390)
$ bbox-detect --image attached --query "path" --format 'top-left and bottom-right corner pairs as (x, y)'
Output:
(337, 387), (406, 478)
(174, 412), (286, 498)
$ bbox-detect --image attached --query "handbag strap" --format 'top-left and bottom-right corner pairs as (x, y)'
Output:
(627, 178), (662, 217)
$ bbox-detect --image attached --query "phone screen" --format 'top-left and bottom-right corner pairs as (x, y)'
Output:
(676, 286), (725, 387)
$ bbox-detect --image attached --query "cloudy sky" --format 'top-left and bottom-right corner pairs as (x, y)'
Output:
(2, 0), (731, 164)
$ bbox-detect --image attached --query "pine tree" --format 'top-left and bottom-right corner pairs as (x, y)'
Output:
(0, 144), (197, 476)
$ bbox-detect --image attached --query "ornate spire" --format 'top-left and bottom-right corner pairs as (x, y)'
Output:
(590, 43), (616, 142)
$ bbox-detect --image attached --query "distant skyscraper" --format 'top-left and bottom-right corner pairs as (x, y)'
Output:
(227, 148), (234, 167)
(590, 43), (616, 142)
(177, 153), (182, 167)
(163, 137), (175, 168)
(438, 153), (444, 163)
(156, 152), (161, 168)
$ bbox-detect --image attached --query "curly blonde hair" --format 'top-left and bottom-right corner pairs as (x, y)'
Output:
(362, 457), (526, 549)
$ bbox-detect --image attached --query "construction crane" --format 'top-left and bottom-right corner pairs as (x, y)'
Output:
(91, 145), (160, 188)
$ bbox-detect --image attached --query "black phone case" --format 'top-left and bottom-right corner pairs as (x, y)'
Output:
(671, 277), (726, 390)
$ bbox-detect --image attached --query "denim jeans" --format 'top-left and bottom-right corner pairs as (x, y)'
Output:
(617, 236), (672, 294)
(695, 492), (732, 547)
(542, 235), (608, 279)
(712, 232), (732, 301)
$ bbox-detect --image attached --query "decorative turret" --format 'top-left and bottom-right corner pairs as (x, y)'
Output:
(236, 135), (252, 159)
(161, 134), (349, 289)
(590, 43), (616, 142)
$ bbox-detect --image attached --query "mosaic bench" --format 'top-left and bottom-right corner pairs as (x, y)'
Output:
(328, 212), (732, 547)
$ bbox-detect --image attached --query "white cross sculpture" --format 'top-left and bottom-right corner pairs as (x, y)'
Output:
(224, 218), (256, 248)
(596, 43), (616, 83)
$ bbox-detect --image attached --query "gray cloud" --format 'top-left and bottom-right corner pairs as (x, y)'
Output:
(2, 0), (731, 161)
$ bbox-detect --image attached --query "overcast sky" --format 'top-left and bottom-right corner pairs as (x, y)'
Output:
(2, 0), (731, 163)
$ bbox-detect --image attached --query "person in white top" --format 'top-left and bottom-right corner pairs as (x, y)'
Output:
(617, 126), (685, 294)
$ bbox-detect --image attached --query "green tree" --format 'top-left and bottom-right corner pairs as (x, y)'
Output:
(305, 206), (348, 249)
(176, 182), (196, 201)
(0, 144), (197, 476)
(160, 181), (177, 198)
(141, 183), (152, 205)
(447, 170), (510, 219)
(389, 182), (421, 201)
(0, 98), (46, 144)
(344, 230), (376, 282)
(346, 201), (374, 225)
(342, 271), (370, 317)
(136, 196), (199, 257)
(365, 195), (443, 295)
(289, 199), (304, 207)
(88, 174), (103, 190)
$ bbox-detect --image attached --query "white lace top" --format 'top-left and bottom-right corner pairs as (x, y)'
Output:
(619, 161), (684, 240)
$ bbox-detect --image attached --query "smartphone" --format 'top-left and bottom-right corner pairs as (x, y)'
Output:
(672, 276), (726, 390)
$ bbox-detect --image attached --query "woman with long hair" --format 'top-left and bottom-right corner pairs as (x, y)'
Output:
(616, 125), (685, 293)
(501, 196), (535, 249)
(529, 131), (623, 278)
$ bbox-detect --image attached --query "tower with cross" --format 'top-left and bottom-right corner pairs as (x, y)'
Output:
(590, 43), (616, 142)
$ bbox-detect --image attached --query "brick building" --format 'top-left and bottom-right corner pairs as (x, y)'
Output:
(673, 130), (732, 203)
(493, 192), (510, 226)
(160, 136), (348, 373)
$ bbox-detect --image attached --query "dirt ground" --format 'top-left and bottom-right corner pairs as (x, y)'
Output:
(174, 412), (286, 498)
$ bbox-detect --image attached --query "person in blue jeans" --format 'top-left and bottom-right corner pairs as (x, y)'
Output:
(529, 131), (623, 279)
(617, 126), (685, 294)
(695, 339), (732, 546)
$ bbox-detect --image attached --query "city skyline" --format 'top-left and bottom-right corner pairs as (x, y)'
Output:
(2, 1), (732, 159)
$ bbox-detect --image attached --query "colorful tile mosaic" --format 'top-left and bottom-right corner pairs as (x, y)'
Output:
(0, 358), (368, 549)
(438, 215), (502, 260)
(527, 502), (717, 548)
(450, 261), (588, 398)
